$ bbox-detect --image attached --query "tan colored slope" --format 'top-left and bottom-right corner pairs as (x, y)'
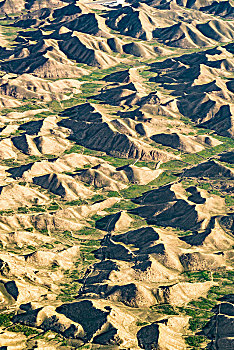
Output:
(1, 38), (89, 79)
(96, 211), (133, 232)
(95, 84), (143, 106)
(184, 159), (234, 178)
(7, 50), (89, 80)
(0, 279), (48, 305)
(132, 183), (226, 231)
(0, 0), (25, 14)
(123, 164), (163, 185)
(180, 218), (234, 251)
(17, 116), (64, 136)
(0, 94), (22, 109)
(0, 74), (81, 102)
(122, 41), (174, 58)
(33, 173), (93, 201)
(0, 0), (68, 14)
(0, 124), (19, 136)
(151, 132), (221, 153)
(156, 281), (212, 306)
(137, 316), (189, 350)
(8, 153), (105, 181)
(75, 164), (128, 191)
(103, 68), (142, 84)
(0, 249), (64, 284)
(180, 251), (228, 271)
(59, 32), (119, 68)
(60, 12), (110, 37)
(33, 50), (89, 79)
(75, 163), (162, 190)
(0, 183), (49, 210)
(25, 245), (80, 269)
(0, 26), (7, 47)
(0, 230), (53, 249)
(60, 109), (179, 162)
(0, 247), (78, 306)
(0, 330), (26, 350)
(0, 197), (119, 233)
(11, 133), (70, 156)
(35, 135), (71, 155)
(0, 138), (17, 160)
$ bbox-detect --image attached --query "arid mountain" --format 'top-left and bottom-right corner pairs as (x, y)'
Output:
(0, 0), (233, 349)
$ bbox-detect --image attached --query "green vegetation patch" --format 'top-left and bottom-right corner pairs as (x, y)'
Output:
(149, 172), (177, 187)
(7, 324), (40, 336)
(150, 304), (179, 315)
(185, 335), (207, 348)
(225, 195), (234, 206)
(182, 270), (212, 283)
(160, 160), (187, 170)
(120, 184), (151, 199)
(65, 199), (88, 206)
(106, 199), (138, 213)
(76, 227), (100, 236)
(0, 313), (14, 327)
(1, 103), (41, 115)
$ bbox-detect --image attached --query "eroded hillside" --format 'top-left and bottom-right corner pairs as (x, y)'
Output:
(0, 0), (233, 349)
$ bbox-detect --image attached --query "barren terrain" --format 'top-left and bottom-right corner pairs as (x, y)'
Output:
(0, 0), (233, 349)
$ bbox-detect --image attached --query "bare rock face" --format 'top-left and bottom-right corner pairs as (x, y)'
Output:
(131, 182), (225, 231)
(183, 160), (234, 179)
(0, 183), (49, 210)
(33, 173), (93, 200)
(201, 295), (234, 349)
(25, 245), (80, 269)
(155, 281), (213, 306)
(218, 150), (234, 164)
(12, 300), (125, 346)
(59, 107), (178, 162)
(55, 301), (109, 340)
(0, 74), (81, 102)
(2, 279), (48, 304)
(151, 132), (208, 153)
(8, 152), (103, 180)
(95, 211), (133, 232)
(0, 0), (69, 14)
(137, 316), (189, 350)
(137, 323), (160, 349)
(220, 214), (234, 233)
(0, 138), (17, 159)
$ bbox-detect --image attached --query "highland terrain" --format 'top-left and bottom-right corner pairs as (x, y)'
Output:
(0, 0), (233, 349)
